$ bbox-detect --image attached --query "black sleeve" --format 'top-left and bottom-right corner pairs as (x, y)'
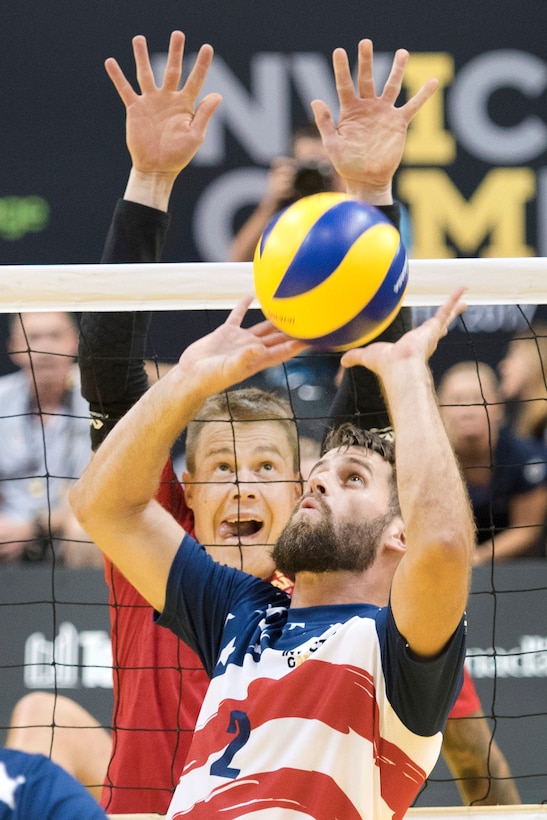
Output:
(100, 198), (171, 265)
(323, 202), (412, 440)
(78, 199), (171, 450)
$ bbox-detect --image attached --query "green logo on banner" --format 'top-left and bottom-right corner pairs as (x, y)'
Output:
(0, 196), (50, 241)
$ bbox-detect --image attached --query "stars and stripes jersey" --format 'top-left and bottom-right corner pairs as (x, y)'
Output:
(157, 534), (466, 820)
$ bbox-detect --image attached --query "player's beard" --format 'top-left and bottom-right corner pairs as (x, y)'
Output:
(272, 495), (392, 575)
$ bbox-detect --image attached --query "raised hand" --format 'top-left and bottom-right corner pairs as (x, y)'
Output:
(177, 296), (309, 397)
(311, 39), (438, 203)
(340, 288), (467, 377)
(105, 30), (222, 186)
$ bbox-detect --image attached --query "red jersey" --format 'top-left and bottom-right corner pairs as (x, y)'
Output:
(450, 666), (481, 719)
(100, 461), (202, 813)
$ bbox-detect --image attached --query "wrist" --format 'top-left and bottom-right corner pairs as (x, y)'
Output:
(166, 361), (211, 415)
(344, 180), (393, 206)
(124, 168), (178, 212)
(379, 359), (434, 405)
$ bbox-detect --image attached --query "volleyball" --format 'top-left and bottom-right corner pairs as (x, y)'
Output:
(253, 192), (408, 351)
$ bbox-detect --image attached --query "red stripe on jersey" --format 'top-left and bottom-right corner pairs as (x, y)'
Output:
(173, 767), (362, 818)
(184, 659), (425, 816)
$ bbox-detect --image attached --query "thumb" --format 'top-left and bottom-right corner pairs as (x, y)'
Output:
(310, 99), (336, 141)
(193, 92), (223, 134)
(340, 342), (391, 372)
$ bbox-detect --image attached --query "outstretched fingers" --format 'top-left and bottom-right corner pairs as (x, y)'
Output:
(380, 48), (409, 105)
(182, 42), (215, 102)
(193, 91), (223, 135)
(161, 30), (186, 92)
(252, 323), (299, 347)
(433, 287), (467, 336)
(356, 38), (376, 99)
(310, 98), (336, 145)
(104, 58), (137, 108)
(226, 295), (255, 328)
(401, 76), (439, 121)
(132, 34), (157, 94)
(381, 46), (438, 120)
(225, 297), (308, 357)
(332, 47), (359, 109)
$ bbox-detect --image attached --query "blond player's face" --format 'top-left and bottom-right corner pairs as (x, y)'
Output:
(183, 420), (301, 580)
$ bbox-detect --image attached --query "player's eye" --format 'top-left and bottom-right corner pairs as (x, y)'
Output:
(347, 473), (365, 485)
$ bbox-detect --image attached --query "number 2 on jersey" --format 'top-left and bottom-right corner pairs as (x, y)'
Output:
(210, 710), (251, 779)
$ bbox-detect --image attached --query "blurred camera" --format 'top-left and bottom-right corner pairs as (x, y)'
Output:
(292, 160), (334, 199)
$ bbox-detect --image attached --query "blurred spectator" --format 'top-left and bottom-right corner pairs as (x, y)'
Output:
(227, 121), (343, 264)
(498, 322), (547, 445)
(438, 361), (547, 565)
(415, 303), (544, 386)
(0, 312), (99, 567)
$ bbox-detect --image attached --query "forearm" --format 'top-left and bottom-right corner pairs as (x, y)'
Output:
(384, 357), (474, 655)
(383, 359), (472, 550)
(70, 363), (202, 606)
(79, 311), (151, 450)
(70, 363), (203, 610)
(101, 198), (171, 265)
(80, 199), (171, 449)
(228, 198), (280, 262)
(475, 528), (544, 565)
(325, 307), (411, 435)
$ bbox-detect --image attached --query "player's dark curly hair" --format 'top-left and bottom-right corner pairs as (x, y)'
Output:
(321, 422), (400, 516)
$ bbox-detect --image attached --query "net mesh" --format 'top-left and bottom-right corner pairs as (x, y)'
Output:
(0, 258), (546, 816)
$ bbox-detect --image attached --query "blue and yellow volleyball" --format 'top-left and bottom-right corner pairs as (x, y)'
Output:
(253, 192), (408, 351)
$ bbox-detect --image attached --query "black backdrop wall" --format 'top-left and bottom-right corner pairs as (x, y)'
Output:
(0, 0), (545, 369)
(1, 0), (545, 264)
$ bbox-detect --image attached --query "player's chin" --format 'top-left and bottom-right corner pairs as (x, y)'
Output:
(294, 505), (322, 523)
(234, 537), (274, 553)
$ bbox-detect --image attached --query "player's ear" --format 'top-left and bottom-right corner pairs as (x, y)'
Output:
(384, 516), (406, 554)
(182, 471), (194, 509)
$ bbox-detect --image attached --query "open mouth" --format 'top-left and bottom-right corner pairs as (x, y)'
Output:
(220, 518), (264, 540)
